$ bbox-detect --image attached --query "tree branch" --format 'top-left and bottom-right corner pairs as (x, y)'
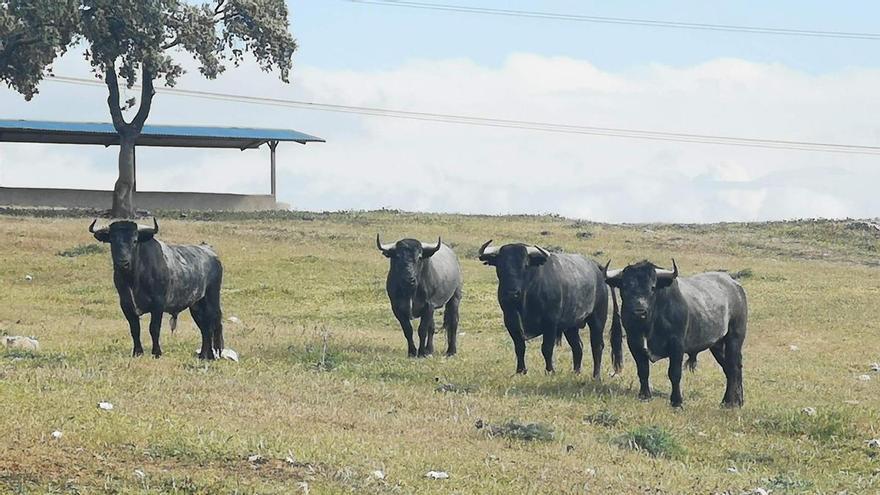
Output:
(104, 64), (128, 132)
(131, 65), (155, 131)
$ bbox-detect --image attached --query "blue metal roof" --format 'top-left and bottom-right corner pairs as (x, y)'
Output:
(0, 119), (324, 149)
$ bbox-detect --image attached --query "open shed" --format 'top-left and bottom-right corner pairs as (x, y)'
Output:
(0, 119), (324, 211)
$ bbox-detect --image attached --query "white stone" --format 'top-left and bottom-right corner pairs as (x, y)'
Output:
(24, 274), (33, 281)
(371, 470), (385, 480)
(98, 401), (114, 411)
(228, 316), (240, 324)
(51, 430), (62, 439)
(426, 471), (449, 479)
(858, 374), (872, 382)
(801, 407), (817, 416)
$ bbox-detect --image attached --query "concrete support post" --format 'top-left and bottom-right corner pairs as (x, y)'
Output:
(269, 140), (278, 199)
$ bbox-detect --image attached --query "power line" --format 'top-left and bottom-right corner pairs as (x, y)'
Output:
(46, 74), (880, 156)
(343, 0), (880, 41)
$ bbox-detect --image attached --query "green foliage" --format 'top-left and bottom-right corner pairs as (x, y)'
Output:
(57, 243), (105, 257)
(614, 426), (684, 458)
(480, 419), (555, 442)
(0, 0), (81, 99)
(1, 0), (297, 93)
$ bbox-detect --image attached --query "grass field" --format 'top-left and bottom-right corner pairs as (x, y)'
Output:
(1, 210), (880, 494)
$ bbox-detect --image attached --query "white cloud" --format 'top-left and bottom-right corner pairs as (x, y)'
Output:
(1, 51), (879, 222)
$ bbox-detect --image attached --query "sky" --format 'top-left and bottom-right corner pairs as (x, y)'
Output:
(1, 0), (879, 222)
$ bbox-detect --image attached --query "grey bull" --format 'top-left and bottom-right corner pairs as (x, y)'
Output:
(90, 218), (225, 360)
(605, 260), (748, 407)
(377, 235), (462, 357)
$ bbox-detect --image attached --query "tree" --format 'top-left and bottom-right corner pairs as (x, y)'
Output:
(0, 0), (297, 217)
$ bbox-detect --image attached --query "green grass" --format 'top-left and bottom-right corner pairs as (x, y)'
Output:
(1, 210), (879, 493)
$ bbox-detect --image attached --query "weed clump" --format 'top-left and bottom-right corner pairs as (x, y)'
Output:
(614, 426), (684, 458)
(477, 419), (555, 442)
(584, 409), (620, 428)
(57, 244), (105, 257)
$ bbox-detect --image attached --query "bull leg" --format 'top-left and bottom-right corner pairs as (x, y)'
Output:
(586, 313), (605, 379)
(503, 311), (528, 374)
(668, 348), (684, 408)
(443, 287), (461, 357)
(205, 282), (225, 355)
(541, 328), (556, 373)
(627, 334), (651, 400)
(190, 301), (216, 360)
(392, 306), (418, 358)
(125, 313), (144, 357)
(563, 327), (583, 375)
(417, 307), (435, 357)
(148, 311), (163, 358)
(715, 334), (745, 408)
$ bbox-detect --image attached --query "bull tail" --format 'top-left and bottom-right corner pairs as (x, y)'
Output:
(610, 286), (623, 375)
(170, 313), (178, 333)
(686, 353), (698, 372)
(555, 329), (564, 347)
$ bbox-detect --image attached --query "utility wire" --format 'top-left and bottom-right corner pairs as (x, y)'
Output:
(46, 74), (880, 156)
(343, 0), (880, 41)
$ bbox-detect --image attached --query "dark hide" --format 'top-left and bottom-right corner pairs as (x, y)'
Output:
(91, 219), (224, 360)
(378, 236), (462, 357)
(480, 242), (615, 377)
(606, 260), (748, 408)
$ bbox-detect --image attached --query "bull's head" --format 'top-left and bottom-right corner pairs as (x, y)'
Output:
(90, 218), (159, 274)
(605, 259), (678, 326)
(376, 234), (442, 294)
(478, 240), (549, 308)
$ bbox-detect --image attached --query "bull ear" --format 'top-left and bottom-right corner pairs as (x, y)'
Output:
(93, 230), (110, 243)
(478, 240), (498, 266)
(527, 246), (549, 266)
(421, 237), (442, 258)
(138, 230), (156, 242)
(655, 259), (679, 289)
(605, 264), (623, 288)
(89, 219), (110, 243)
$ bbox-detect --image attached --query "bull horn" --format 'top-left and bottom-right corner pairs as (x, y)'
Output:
(478, 239), (499, 259)
(88, 219), (98, 233)
(605, 268), (623, 280)
(152, 217), (159, 234)
(421, 237), (442, 256)
(655, 258), (679, 279)
(376, 234), (396, 253)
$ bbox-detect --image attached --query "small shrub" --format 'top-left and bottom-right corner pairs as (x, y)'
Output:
(764, 474), (814, 491)
(584, 409), (620, 428)
(57, 244), (105, 257)
(478, 419), (554, 442)
(614, 426), (684, 458)
(726, 450), (774, 465)
(575, 231), (593, 240)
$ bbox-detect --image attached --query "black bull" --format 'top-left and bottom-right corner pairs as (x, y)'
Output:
(90, 219), (225, 360)
(377, 235), (462, 357)
(606, 260), (748, 408)
(479, 241), (623, 377)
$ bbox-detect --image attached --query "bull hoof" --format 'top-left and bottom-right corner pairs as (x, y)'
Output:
(638, 392), (653, 401)
(132, 349), (144, 357)
(152, 349), (162, 359)
(721, 400), (743, 409)
(445, 351), (456, 358)
(671, 401), (683, 409)
(198, 352), (216, 360)
(516, 368), (527, 375)
(573, 368), (582, 375)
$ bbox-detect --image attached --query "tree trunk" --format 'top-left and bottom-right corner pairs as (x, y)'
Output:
(105, 63), (154, 218)
(111, 133), (138, 218)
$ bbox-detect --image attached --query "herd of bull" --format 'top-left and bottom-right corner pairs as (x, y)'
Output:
(89, 218), (747, 409)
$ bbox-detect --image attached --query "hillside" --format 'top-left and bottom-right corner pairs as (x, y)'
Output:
(1, 210), (879, 494)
